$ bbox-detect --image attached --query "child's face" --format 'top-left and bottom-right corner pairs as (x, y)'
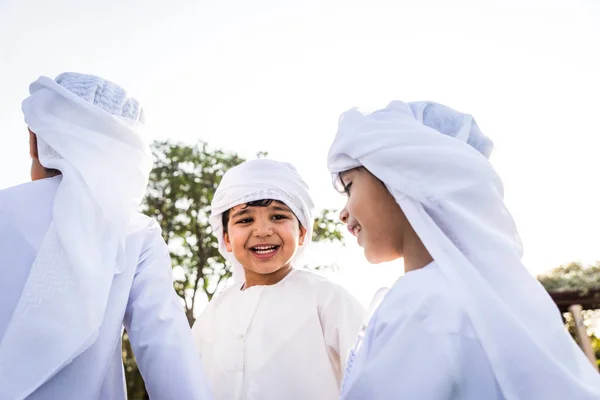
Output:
(338, 167), (408, 264)
(224, 201), (307, 277)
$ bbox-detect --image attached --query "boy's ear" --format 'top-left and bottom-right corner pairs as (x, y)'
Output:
(224, 232), (233, 252)
(298, 225), (307, 246)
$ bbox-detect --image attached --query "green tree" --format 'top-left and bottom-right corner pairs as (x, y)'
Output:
(538, 261), (600, 295)
(141, 140), (245, 324)
(538, 261), (600, 369)
(123, 140), (345, 398)
(141, 140), (344, 324)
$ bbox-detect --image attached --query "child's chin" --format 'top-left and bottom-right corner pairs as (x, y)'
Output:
(266, 265), (288, 274)
(364, 248), (391, 265)
(250, 264), (286, 275)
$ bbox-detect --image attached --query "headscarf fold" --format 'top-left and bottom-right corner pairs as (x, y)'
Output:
(0, 73), (152, 399)
(327, 100), (600, 399)
(209, 159), (314, 285)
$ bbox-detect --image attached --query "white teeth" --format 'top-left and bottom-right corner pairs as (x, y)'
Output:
(253, 245), (277, 254)
(255, 249), (276, 254)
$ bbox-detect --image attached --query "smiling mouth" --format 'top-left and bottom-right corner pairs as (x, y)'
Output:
(348, 224), (361, 237)
(251, 245), (280, 256)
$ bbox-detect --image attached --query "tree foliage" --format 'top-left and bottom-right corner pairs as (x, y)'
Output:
(538, 261), (600, 294)
(538, 261), (600, 369)
(141, 140), (344, 323)
(124, 140), (345, 398)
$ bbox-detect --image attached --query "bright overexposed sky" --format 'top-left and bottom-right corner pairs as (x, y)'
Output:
(1, 0), (598, 308)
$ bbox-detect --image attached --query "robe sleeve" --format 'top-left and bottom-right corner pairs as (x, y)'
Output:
(341, 311), (458, 399)
(191, 300), (215, 357)
(318, 284), (367, 385)
(123, 225), (213, 399)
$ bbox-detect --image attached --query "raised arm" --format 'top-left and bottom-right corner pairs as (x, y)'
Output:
(123, 224), (213, 399)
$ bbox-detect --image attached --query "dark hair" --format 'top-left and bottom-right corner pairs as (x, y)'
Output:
(221, 198), (302, 234)
(44, 167), (62, 176)
(222, 199), (275, 234)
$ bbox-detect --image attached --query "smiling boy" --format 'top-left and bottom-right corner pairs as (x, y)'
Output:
(191, 159), (365, 400)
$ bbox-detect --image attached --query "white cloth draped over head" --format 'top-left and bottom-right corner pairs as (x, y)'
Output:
(0, 73), (152, 399)
(327, 101), (600, 399)
(209, 159), (315, 285)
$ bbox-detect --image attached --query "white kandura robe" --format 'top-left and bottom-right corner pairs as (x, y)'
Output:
(328, 100), (600, 399)
(0, 177), (213, 400)
(192, 269), (366, 400)
(341, 262), (504, 400)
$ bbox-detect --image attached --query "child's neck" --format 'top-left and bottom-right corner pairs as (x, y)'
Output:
(242, 265), (293, 290)
(402, 228), (433, 274)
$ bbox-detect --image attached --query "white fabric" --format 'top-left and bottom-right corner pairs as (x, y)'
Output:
(328, 100), (600, 399)
(192, 269), (365, 400)
(347, 286), (388, 373)
(0, 73), (153, 399)
(54, 72), (145, 123)
(0, 177), (213, 399)
(342, 261), (504, 399)
(209, 159), (315, 284)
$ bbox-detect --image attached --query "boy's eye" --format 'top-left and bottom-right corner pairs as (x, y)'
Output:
(343, 182), (353, 196)
(272, 214), (288, 220)
(236, 218), (253, 224)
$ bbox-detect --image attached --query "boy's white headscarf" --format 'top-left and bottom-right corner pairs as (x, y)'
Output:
(0, 73), (152, 399)
(209, 159), (315, 285)
(328, 101), (600, 399)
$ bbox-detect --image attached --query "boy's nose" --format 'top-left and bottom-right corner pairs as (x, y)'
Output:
(253, 220), (274, 237)
(339, 207), (349, 224)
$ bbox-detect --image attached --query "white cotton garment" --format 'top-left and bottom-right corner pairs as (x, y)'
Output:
(341, 261), (504, 399)
(328, 100), (600, 400)
(0, 177), (213, 400)
(192, 269), (365, 400)
(0, 73), (213, 399)
(0, 74), (152, 399)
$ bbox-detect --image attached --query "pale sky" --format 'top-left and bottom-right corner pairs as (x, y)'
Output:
(1, 0), (599, 308)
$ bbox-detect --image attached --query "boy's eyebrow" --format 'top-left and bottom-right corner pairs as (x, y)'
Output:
(229, 202), (293, 219)
(271, 204), (293, 212)
(230, 208), (252, 219)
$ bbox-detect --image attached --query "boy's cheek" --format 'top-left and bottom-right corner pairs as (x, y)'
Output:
(280, 222), (302, 244)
